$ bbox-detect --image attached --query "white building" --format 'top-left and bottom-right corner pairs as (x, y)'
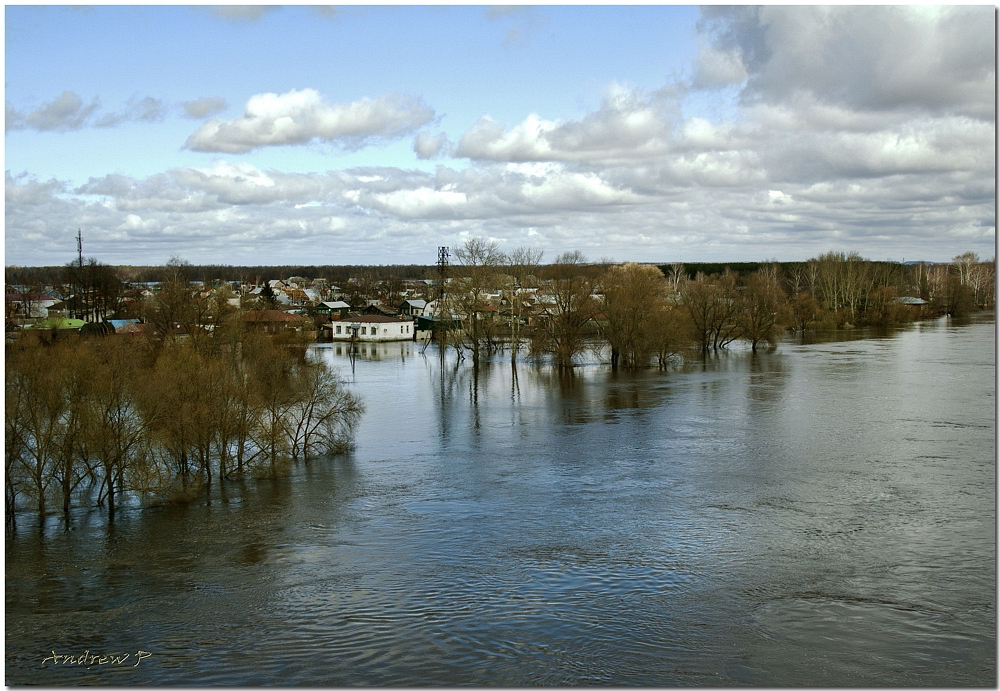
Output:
(326, 315), (415, 342)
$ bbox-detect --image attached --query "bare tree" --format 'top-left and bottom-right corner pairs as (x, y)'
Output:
(666, 263), (686, 298)
(451, 238), (506, 367)
(790, 291), (821, 333)
(532, 251), (599, 369)
(84, 339), (153, 520)
(286, 363), (365, 461)
(681, 272), (741, 352)
(505, 246), (543, 362)
(738, 271), (790, 352)
(600, 263), (669, 369)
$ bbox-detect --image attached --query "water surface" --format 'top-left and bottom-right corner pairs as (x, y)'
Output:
(6, 317), (996, 685)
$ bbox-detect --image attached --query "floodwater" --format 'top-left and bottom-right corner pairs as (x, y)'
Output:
(5, 316), (996, 686)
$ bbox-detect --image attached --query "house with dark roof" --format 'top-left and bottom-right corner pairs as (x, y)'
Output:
(244, 309), (309, 334)
(363, 303), (399, 317)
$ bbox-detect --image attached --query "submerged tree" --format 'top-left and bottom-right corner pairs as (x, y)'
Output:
(681, 272), (741, 352)
(600, 263), (669, 369)
(451, 238), (506, 367)
(738, 272), (790, 352)
(532, 251), (599, 369)
(285, 362), (365, 461)
(505, 246), (543, 363)
(5, 326), (365, 523)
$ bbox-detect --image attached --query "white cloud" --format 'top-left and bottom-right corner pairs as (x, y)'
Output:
(456, 114), (556, 161)
(369, 188), (469, 219)
(413, 132), (452, 159)
(456, 83), (681, 165)
(185, 88), (437, 153)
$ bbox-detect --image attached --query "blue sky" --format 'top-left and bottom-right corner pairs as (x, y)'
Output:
(5, 5), (996, 267)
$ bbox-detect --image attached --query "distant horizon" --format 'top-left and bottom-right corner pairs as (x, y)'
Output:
(5, 255), (976, 273)
(5, 6), (994, 267)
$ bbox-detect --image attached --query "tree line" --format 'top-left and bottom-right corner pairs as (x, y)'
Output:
(439, 243), (995, 369)
(6, 262), (436, 288)
(5, 295), (364, 530)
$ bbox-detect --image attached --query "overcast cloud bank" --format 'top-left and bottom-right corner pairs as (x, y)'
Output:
(5, 6), (994, 267)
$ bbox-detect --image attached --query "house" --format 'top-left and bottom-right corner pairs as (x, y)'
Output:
(414, 314), (461, 340)
(315, 300), (352, 318)
(363, 303), (398, 317)
(399, 299), (427, 317)
(244, 309), (309, 334)
(5, 293), (57, 323)
(284, 288), (311, 305)
(325, 315), (415, 342)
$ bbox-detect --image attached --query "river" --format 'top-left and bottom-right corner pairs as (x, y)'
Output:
(5, 316), (996, 686)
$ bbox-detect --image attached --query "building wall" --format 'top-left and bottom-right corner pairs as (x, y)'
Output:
(329, 320), (415, 342)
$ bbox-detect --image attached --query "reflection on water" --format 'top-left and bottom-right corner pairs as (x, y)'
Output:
(6, 317), (996, 686)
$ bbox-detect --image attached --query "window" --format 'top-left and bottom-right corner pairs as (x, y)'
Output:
(406, 324), (410, 333)
(361, 326), (367, 335)
(336, 325), (342, 335)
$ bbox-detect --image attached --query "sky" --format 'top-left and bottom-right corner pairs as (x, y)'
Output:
(4, 4), (996, 268)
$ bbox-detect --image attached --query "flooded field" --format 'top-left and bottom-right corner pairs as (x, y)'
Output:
(6, 316), (995, 685)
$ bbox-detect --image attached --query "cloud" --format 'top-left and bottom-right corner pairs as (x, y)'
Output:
(698, 5), (995, 119)
(484, 5), (548, 47)
(456, 83), (682, 165)
(691, 45), (748, 89)
(485, 6), (524, 21)
(4, 8), (994, 266)
(6, 149), (994, 266)
(184, 88), (437, 153)
(95, 96), (167, 127)
(413, 132), (452, 159)
(210, 6), (279, 22)
(5, 91), (101, 131)
(5, 171), (67, 205)
(183, 97), (228, 119)
(311, 6), (338, 20)
(6, 92), (194, 131)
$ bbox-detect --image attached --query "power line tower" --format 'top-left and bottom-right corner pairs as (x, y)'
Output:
(437, 246), (449, 302)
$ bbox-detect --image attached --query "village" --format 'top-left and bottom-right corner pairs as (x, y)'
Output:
(5, 271), (546, 345)
(4, 247), (993, 365)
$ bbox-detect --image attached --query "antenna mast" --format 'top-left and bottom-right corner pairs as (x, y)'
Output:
(76, 228), (83, 268)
